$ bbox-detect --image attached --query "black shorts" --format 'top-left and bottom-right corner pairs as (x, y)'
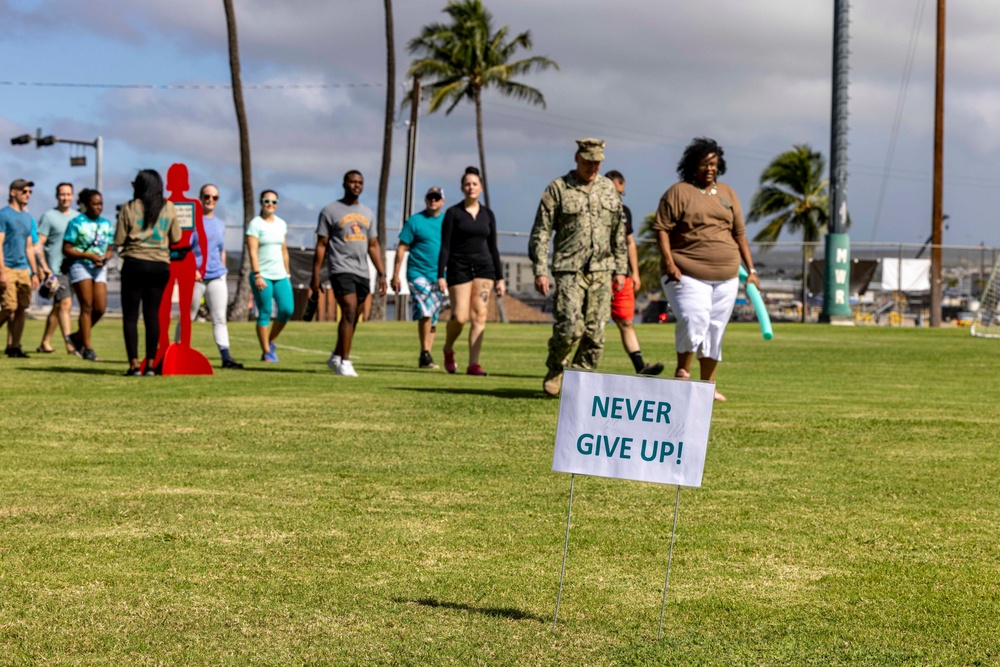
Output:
(446, 260), (496, 286)
(330, 272), (371, 301)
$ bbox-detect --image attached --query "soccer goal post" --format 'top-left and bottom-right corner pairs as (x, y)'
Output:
(971, 254), (1000, 338)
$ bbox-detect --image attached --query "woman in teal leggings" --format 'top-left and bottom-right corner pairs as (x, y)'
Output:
(246, 190), (293, 362)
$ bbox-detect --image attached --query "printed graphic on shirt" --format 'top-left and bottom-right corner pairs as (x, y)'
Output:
(341, 213), (370, 242)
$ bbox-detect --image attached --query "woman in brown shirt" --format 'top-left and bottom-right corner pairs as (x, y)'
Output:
(653, 138), (761, 401)
(114, 169), (181, 375)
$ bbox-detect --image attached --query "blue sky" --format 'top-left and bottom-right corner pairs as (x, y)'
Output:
(2, 0), (999, 254)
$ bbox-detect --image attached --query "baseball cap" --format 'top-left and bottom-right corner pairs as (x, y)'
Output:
(425, 186), (444, 199)
(10, 179), (34, 191)
(575, 138), (605, 162)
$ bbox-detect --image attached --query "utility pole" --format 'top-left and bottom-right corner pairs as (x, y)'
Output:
(930, 0), (946, 327)
(402, 75), (421, 221)
(821, 0), (853, 323)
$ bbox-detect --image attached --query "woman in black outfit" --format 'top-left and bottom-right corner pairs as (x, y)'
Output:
(114, 169), (181, 376)
(437, 166), (505, 376)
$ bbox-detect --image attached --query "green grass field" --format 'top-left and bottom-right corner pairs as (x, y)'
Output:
(2, 319), (998, 665)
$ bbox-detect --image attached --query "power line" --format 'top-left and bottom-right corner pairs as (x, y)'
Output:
(0, 80), (382, 90)
(870, 0), (928, 240)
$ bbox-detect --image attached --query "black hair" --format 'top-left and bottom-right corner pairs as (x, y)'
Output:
(82, 189), (102, 217)
(132, 169), (166, 230)
(260, 189), (278, 203)
(676, 137), (727, 183)
(461, 165), (481, 186)
(605, 170), (624, 183)
(77, 188), (93, 208)
(343, 170), (363, 185)
(56, 182), (73, 196)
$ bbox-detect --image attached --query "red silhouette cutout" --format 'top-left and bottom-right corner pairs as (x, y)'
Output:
(148, 163), (213, 375)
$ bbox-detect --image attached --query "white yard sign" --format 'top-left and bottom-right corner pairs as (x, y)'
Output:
(552, 371), (715, 488)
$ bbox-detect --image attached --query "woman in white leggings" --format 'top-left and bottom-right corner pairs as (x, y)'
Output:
(175, 184), (243, 369)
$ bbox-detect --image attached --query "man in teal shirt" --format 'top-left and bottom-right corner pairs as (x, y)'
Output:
(0, 178), (41, 358)
(391, 186), (446, 369)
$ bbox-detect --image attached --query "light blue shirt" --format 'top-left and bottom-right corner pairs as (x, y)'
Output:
(37, 208), (77, 274)
(0, 205), (35, 270)
(192, 215), (228, 281)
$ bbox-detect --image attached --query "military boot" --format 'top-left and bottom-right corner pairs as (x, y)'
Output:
(543, 368), (563, 397)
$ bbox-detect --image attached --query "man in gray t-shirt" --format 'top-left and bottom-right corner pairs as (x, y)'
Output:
(35, 182), (78, 353)
(310, 170), (387, 377)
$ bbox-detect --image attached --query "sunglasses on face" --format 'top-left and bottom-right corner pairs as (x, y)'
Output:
(202, 194), (219, 201)
(426, 195), (442, 201)
(261, 199), (278, 205)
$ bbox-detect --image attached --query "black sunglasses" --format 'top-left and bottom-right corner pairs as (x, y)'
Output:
(426, 194), (442, 201)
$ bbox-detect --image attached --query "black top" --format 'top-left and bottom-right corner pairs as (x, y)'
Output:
(437, 203), (503, 281)
(624, 204), (634, 238)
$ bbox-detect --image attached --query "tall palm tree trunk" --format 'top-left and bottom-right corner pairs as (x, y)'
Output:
(474, 86), (490, 209)
(372, 0), (396, 321)
(223, 0), (254, 321)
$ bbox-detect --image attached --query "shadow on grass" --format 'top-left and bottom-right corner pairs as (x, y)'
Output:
(361, 361), (540, 379)
(396, 596), (545, 622)
(395, 386), (549, 400)
(19, 364), (125, 376)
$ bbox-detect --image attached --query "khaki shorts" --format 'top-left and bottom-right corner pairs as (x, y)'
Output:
(1, 267), (32, 311)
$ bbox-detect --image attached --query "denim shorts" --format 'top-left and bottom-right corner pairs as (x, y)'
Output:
(68, 262), (108, 284)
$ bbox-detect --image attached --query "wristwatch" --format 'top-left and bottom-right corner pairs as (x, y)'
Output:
(749, 268), (757, 274)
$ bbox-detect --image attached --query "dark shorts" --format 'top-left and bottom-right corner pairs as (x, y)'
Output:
(330, 272), (371, 301)
(446, 260), (496, 286)
(54, 274), (73, 302)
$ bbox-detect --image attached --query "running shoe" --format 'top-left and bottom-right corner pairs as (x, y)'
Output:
(336, 359), (358, 377)
(419, 351), (438, 369)
(5, 346), (29, 358)
(82, 348), (100, 362)
(327, 352), (342, 372)
(261, 351), (278, 362)
(221, 358), (244, 369)
(638, 362), (665, 376)
(144, 368), (157, 376)
(268, 342), (279, 362)
(443, 349), (456, 374)
(124, 368), (142, 377)
(466, 364), (488, 376)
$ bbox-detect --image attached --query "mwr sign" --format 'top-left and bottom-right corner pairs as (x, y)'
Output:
(552, 371), (714, 488)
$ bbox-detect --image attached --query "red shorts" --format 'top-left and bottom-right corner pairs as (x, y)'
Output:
(611, 276), (635, 322)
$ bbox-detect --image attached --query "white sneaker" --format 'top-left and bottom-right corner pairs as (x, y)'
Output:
(336, 358), (358, 377)
(327, 353), (341, 372)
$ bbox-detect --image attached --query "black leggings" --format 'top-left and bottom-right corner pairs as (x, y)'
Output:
(120, 257), (170, 362)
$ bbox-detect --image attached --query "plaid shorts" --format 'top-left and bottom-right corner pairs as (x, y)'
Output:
(409, 276), (445, 325)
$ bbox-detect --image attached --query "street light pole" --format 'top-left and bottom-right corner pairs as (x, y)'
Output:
(9, 128), (103, 192)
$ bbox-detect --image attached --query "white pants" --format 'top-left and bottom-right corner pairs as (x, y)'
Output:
(174, 276), (231, 352)
(661, 275), (739, 361)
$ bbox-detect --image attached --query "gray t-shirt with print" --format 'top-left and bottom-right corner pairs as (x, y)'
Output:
(316, 200), (374, 279)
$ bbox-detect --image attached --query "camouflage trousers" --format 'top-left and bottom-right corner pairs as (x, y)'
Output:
(546, 270), (612, 373)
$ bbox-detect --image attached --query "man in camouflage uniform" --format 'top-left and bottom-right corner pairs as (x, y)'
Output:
(529, 138), (628, 396)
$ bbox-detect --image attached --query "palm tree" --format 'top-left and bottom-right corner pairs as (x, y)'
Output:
(636, 213), (664, 297)
(407, 0), (558, 208)
(748, 144), (839, 323)
(223, 0), (255, 321)
(371, 0), (396, 322)
(747, 144), (834, 252)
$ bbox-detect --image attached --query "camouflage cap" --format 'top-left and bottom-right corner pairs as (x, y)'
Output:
(575, 138), (605, 162)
